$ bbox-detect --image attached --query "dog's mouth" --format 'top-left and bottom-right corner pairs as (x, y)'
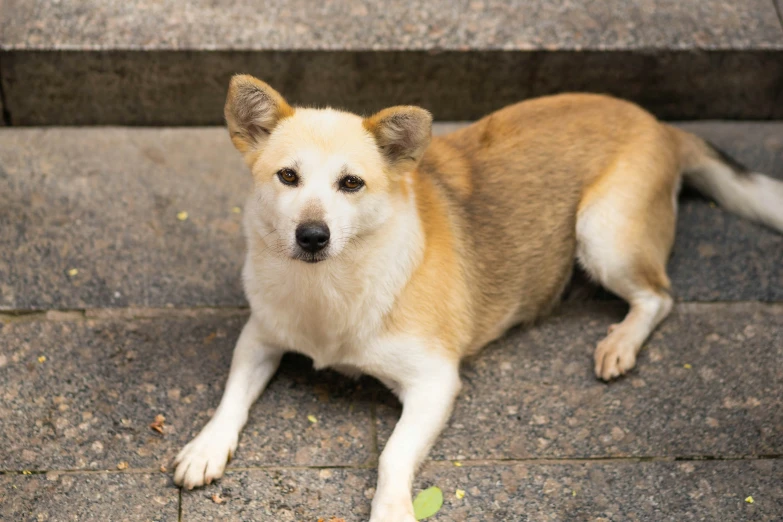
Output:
(291, 250), (329, 264)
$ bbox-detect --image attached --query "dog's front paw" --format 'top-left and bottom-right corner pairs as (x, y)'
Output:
(173, 423), (238, 489)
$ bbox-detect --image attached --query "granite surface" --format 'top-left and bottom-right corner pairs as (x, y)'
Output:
(1, 0), (781, 124)
(2, 50), (782, 124)
(0, 313), (375, 472)
(1, 123), (781, 310)
(181, 460), (782, 521)
(376, 303), (783, 460)
(0, 128), (248, 309)
(2, 0), (780, 51)
(0, 472), (178, 522)
(670, 122), (783, 301)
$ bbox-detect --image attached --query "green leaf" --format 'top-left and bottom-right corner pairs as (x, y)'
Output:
(413, 486), (444, 520)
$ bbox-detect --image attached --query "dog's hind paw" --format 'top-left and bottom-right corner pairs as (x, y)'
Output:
(594, 336), (638, 381)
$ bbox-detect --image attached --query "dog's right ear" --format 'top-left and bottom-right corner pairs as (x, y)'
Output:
(224, 75), (294, 158)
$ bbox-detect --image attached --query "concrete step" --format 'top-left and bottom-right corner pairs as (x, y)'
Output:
(1, 0), (782, 125)
(1, 122), (781, 311)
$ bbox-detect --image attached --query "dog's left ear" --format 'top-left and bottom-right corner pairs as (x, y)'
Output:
(363, 106), (432, 174)
(224, 75), (294, 158)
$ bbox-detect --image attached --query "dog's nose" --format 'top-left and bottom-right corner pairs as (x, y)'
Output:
(295, 222), (330, 253)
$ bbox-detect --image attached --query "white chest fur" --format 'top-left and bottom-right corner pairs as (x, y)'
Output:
(242, 206), (423, 375)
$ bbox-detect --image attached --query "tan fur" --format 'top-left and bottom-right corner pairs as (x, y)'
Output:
(402, 94), (678, 356)
(383, 169), (472, 356)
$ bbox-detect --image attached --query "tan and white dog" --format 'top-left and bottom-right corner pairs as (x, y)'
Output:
(174, 75), (783, 520)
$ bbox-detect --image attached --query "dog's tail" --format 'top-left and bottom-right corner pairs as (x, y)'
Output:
(670, 126), (783, 233)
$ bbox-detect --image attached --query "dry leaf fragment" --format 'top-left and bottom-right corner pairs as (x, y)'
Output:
(149, 414), (166, 434)
(21, 470), (32, 475)
(117, 461), (129, 470)
(232, 206), (242, 214)
(328, 518), (346, 522)
(455, 489), (465, 499)
(67, 268), (79, 277)
(307, 415), (318, 424)
(683, 363), (692, 369)
(211, 493), (225, 504)
(38, 355), (47, 363)
(159, 465), (167, 473)
(177, 211), (189, 221)
(453, 461), (462, 467)
(745, 496), (754, 504)
(203, 332), (217, 344)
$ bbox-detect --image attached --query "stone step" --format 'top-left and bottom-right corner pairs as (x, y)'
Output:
(1, 122), (781, 311)
(1, 0), (782, 125)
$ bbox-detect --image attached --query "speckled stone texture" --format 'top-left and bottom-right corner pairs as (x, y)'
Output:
(671, 123), (783, 301)
(182, 468), (376, 521)
(377, 303), (783, 460)
(181, 460), (782, 521)
(2, 0), (781, 51)
(0, 128), (248, 309)
(0, 314), (375, 471)
(1, 123), (781, 310)
(0, 472), (178, 522)
(1, 1), (782, 124)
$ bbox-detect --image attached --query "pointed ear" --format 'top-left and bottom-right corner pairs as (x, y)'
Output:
(224, 75), (294, 155)
(363, 106), (432, 173)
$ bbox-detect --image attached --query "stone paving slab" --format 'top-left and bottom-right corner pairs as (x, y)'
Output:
(0, 128), (248, 310)
(0, 472), (178, 522)
(1, 123), (781, 310)
(0, 313), (375, 472)
(377, 303), (783, 460)
(3, 0), (780, 51)
(182, 460), (781, 521)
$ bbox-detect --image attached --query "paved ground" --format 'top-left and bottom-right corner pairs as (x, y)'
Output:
(1, 123), (781, 520)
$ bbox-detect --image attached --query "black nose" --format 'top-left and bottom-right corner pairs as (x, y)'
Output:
(295, 222), (330, 253)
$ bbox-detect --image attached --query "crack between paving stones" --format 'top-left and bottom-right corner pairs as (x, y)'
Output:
(3, 454), (780, 476)
(178, 488), (183, 522)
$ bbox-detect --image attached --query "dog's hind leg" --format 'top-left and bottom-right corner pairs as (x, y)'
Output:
(576, 140), (679, 381)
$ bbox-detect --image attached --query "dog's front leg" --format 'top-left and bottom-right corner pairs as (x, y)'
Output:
(174, 316), (283, 489)
(370, 353), (461, 522)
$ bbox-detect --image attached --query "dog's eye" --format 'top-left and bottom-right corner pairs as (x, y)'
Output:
(339, 175), (364, 192)
(277, 168), (299, 186)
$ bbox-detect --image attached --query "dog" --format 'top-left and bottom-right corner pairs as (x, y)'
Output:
(174, 75), (783, 521)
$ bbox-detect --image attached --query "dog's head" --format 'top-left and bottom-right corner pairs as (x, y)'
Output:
(225, 75), (432, 264)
